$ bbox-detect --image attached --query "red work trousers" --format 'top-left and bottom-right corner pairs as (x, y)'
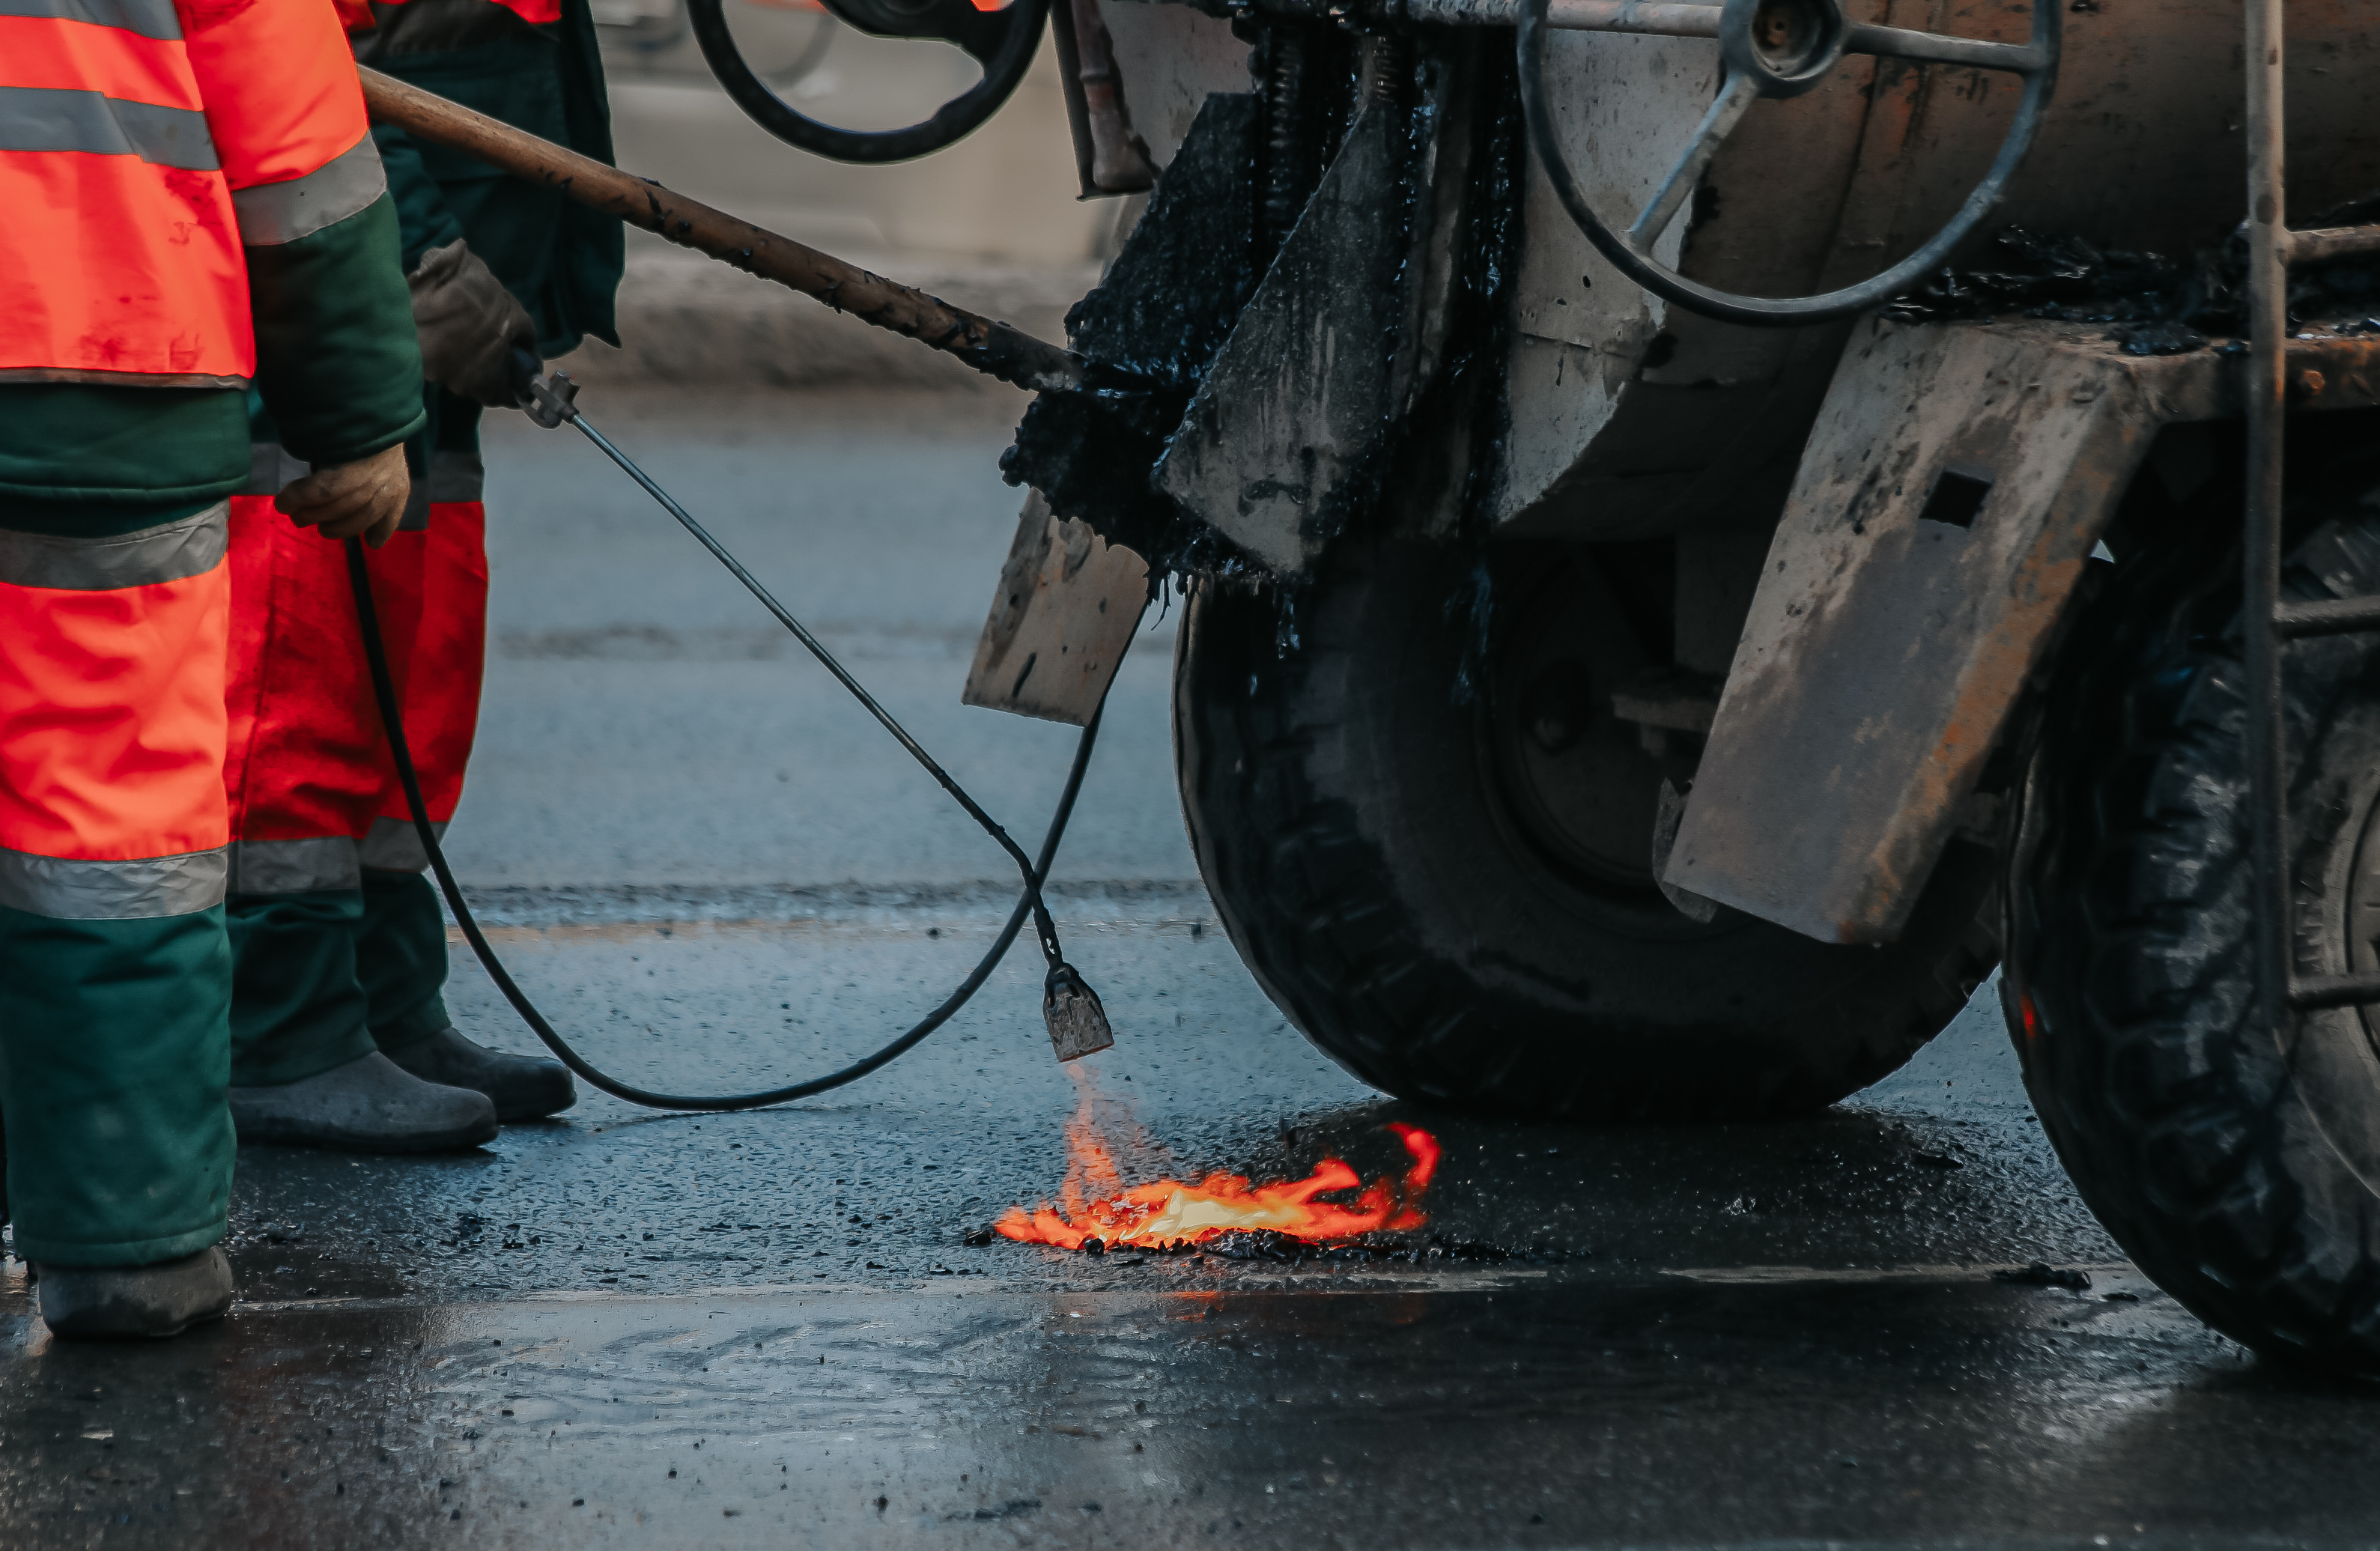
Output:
(222, 491), (488, 890)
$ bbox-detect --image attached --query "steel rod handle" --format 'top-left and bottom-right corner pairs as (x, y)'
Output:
(358, 67), (1086, 394)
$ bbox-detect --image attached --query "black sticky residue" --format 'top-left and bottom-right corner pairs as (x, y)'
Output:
(1005, 35), (1520, 603)
(1271, 35), (1521, 661)
(1424, 41), (1525, 703)
(1886, 193), (2380, 352)
(1001, 95), (1267, 582)
(1290, 61), (1442, 573)
(1187, 1230), (1567, 1265)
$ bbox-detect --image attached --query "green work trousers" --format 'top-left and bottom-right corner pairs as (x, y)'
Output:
(0, 906), (236, 1267)
(228, 870), (453, 1087)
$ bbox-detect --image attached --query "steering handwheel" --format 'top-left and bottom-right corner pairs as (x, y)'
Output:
(1517, 0), (2061, 326)
(689, 0), (1050, 164)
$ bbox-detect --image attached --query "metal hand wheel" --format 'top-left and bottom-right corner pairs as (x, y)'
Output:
(1518, 0), (2061, 326)
(690, 0), (1049, 164)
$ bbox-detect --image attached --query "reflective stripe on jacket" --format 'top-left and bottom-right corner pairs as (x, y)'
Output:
(0, 0), (387, 387)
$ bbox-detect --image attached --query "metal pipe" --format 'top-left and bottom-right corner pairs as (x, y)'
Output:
(2286, 225), (2380, 265)
(1839, 21), (2044, 71)
(1627, 70), (1758, 247)
(357, 67), (1087, 394)
(1069, 0), (1156, 192)
(2242, 0), (2291, 1033)
(1400, 0), (1722, 34)
(1403, 0), (2046, 74)
(2274, 595), (2380, 640)
(2291, 971), (2380, 1011)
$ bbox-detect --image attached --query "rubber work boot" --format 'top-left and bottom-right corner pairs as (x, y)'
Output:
(385, 1026), (577, 1122)
(36, 1247), (234, 1338)
(229, 1050), (497, 1152)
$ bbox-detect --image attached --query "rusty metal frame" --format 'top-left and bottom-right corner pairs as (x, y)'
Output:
(2241, 0), (2380, 1018)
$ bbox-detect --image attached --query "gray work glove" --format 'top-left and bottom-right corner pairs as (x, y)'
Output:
(277, 443), (410, 549)
(408, 239), (538, 407)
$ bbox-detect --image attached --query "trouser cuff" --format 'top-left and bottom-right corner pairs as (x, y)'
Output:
(231, 1021), (376, 1087)
(371, 992), (452, 1054)
(359, 868), (452, 1051)
(11, 1218), (225, 1271)
(227, 887), (378, 1087)
(0, 905), (235, 1263)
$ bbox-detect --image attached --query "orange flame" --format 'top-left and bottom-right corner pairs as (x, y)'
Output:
(996, 1075), (1441, 1251)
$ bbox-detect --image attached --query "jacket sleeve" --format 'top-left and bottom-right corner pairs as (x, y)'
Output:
(372, 126), (469, 275)
(178, 0), (426, 467)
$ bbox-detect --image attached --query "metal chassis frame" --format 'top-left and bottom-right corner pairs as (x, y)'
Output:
(2243, 0), (2380, 1019)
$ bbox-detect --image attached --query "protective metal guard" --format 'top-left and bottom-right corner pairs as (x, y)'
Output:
(963, 490), (1149, 726)
(1154, 103), (1421, 577)
(1664, 319), (2255, 943)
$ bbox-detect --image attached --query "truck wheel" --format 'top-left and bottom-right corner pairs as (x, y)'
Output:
(2004, 449), (2380, 1371)
(1173, 536), (1999, 1122)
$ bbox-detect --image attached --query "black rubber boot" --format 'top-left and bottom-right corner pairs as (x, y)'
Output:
(229, 1051), (498, 1152)
(384, 1026), (577, 1122)
(36, 1246), (234, 1338)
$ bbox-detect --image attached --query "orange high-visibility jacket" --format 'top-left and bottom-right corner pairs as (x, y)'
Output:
(0, 0), (389, 387)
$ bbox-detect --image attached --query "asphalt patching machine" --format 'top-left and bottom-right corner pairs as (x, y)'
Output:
(375, 0), (2380, 1370)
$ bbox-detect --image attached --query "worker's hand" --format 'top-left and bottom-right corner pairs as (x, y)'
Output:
(276, 443), (410, 548)
(410, 239), (541, 408)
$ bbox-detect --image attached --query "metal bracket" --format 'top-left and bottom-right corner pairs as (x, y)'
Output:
(963, 490), (1150, 725)
(526, 370), (581, 429)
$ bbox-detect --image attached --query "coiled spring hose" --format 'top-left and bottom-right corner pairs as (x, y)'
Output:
(344, 374), (1105, 1111)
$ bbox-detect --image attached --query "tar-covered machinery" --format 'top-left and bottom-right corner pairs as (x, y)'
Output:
(383, 0), (2380, 1371)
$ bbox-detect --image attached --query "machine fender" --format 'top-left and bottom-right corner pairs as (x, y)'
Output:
(964, 490), (1149, 726)
(1153, 100), (1433, 580)
(1664, 318), (2281, 944)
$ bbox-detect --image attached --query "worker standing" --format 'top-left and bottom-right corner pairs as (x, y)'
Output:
(219, 0), (624, 1150)
(0, 0), (425, 1333)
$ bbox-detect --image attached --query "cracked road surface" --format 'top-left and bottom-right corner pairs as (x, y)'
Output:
(4, 389), (2373, 1549)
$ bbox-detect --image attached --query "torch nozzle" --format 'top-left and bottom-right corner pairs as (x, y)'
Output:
(1043, 962), (1114, 1063)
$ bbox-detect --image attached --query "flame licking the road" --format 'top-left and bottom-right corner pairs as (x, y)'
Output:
(996, 1072), (1442, 1251)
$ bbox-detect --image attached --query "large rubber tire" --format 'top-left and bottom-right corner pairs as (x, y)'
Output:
(1174, 535), (2000, 1123)
(2005, 444), (2380, 1371)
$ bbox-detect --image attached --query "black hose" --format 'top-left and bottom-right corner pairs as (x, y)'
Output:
(343, 470), (1103, 1111)
(557, 407), (1074, 970)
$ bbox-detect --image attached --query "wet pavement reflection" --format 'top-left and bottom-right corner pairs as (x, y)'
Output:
(11, 1260), (2370, 1548)
(10, 974), (2371, 1550)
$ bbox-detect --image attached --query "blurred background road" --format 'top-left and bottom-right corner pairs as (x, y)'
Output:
(569, 4), (1123, 390)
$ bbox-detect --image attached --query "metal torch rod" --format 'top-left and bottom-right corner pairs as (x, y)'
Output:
(358, 67), (1087, 394)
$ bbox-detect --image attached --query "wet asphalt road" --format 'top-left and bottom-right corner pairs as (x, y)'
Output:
(5, 387), (2377, 1548)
